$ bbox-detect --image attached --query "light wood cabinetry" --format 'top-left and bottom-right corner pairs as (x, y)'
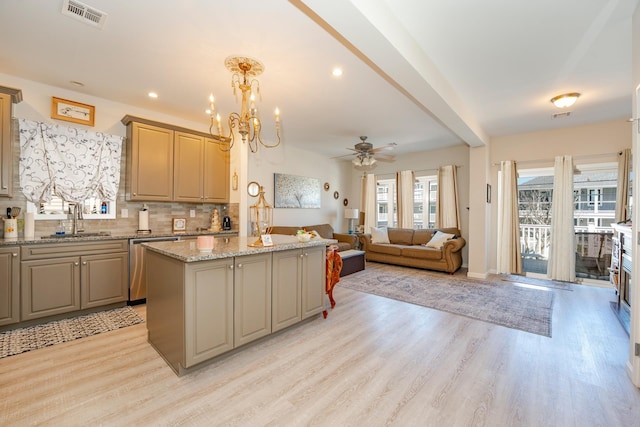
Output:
(20, 240), (128, 321)
(0, 246), (20, 326)
(233, 253), (272, 347)
(272, 249), (302, 332)
(0, 86), (22, 197)
(272, 246), (325, 332)
(125, 121), (174, 201)
(123, 115), (229, 203)
(301, 245), (326, 319)
(146, 243), (325, 375)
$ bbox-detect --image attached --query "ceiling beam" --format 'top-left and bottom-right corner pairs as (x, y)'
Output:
(294, 0), (489, 147)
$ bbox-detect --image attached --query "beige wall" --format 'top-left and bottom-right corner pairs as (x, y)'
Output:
(488, 119), (632, 274)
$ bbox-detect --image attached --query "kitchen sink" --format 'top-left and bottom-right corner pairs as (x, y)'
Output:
(44, 232), (112, 239)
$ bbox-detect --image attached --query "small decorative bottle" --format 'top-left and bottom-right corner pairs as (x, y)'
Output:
(101, 201), (107, 214)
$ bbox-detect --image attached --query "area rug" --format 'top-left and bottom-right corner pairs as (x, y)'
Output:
(0, 306), (144, 359)
(495, 273), (573, 291)
(338, 262), (554, 337)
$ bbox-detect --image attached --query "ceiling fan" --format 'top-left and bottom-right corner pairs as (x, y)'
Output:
(331, 136), (396, 170)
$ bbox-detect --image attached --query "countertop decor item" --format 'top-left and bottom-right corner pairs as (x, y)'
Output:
(172, 218), (187, 233)
(249, 185), (273, 246)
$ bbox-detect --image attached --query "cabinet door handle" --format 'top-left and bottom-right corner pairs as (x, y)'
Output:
(300, 254), (304, 258)
(82, 261), (87, 265)
(304, 253), (309, 257)
(74, 262), (79, 266)
(237, 263), (243, 268)
(12, 253), (17, 257)
(229, 265), (234, 270)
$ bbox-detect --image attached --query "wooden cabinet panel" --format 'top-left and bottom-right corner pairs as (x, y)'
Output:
(204, 137), (229, 202)
(272, 249), (302, 332)
(184, 259), (234, 367)
(21, 257), (81, 321)
(0, 93), (11, 197)
(174, 132), (205, 202)
(302, 245), (326, 319)
(0, 247), (19, 326)
(80, 252), (128, 309)
(234, 253), (272, 347)
(127, 122), (174, 201)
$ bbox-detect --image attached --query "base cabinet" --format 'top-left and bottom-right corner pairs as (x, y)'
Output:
(20, 240), (128, 322)
(234, 253), (272, 347)
(146, 245), (325, 375)
(272, 246), (325, 332)
(0, 246), (20, 326)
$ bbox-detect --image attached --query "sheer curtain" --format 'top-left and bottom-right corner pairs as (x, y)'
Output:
(436, 165), (460, 229)
(547, 155), (575, 282)
(19, 119), (123, 203)
(497, 161), (522, 274)
(396, 170), (415, 228)
(615, 148), (631, 222)
(363, 173), (377, 232)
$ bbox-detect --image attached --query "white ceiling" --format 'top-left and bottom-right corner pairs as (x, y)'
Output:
(0, 0), (636, 159)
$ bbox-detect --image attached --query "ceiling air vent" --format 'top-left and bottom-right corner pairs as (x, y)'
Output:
(61, 0), (107, 29)
(552, 111), (571, 119)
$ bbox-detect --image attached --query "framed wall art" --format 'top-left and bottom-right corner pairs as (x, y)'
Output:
(172, 217), (187, 233)
(274, 173), (321, 208)
(51, 97), (95, 126)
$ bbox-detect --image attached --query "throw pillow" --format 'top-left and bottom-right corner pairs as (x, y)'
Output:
(370, 226), (390, 244)
(425, 231), (455, 249)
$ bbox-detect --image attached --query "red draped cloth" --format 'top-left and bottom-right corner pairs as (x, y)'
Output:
(324, 245), (342, 318)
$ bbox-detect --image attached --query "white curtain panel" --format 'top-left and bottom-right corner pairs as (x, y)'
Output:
(19, 119), (123, 203)
(396, 170), (415, 228)
(615, 148), (631, 222)
(363, 173), (377, 233)
(547, 155), (576, 282)
(496, 161), (522, 274)
(436, 165), (460, 229)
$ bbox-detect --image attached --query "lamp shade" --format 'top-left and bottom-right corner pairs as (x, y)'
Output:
(344, 208), (360, 219)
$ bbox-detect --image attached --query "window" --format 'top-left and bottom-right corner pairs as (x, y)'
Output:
(28, 196), (117, 220)
(375, 174), (437, 228)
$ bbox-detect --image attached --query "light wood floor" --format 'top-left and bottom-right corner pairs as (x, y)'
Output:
(2, 279), (640, 426)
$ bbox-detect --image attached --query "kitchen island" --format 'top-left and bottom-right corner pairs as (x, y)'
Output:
(143, 236), (330, 375)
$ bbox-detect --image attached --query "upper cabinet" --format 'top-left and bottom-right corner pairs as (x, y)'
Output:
(122, 115), (229, 203)
(0, 86), (22, 198)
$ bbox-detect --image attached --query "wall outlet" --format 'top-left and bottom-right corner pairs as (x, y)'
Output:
(190, 209), (196, 218)
(121, 208), (128, 218)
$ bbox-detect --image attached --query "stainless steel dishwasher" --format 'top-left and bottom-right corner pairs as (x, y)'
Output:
(129, 236), (181, 304)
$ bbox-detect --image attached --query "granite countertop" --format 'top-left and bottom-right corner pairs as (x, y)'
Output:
(143, 235), (334, 262)
(0, 229), (239, 247)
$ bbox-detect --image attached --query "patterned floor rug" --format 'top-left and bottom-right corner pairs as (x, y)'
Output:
(495, 273), (573, 291)
(338, 262), (554, 337)
(0, 306), (144, 359)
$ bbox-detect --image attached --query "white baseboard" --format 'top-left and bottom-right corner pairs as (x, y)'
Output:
(467, 271), (488, 279)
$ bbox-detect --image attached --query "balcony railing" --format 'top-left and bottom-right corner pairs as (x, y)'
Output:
(520, 224), (613, 281)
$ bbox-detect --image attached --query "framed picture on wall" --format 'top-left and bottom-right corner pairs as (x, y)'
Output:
(51, 97), (95, 126)
(172, 217), (187, 233)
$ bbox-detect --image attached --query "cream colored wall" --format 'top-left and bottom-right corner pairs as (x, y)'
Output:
(488, 119), (632, 274)
(348, 144), (470, 265)
(247, 143), (353, 233)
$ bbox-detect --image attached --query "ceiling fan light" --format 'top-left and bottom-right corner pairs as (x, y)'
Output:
(352, 157), (361, 166)
(369, 157), (376, 166)
(550, 92), (580, 108)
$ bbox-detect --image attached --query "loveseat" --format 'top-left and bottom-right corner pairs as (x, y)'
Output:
(267, 223), (357, 252)
(359, 227), (466, 273)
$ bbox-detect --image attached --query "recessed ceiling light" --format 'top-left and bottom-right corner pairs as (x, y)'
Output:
(332, 67), (343, 77)
(69, 80), (84, 87)
(148, 92), (158, 99)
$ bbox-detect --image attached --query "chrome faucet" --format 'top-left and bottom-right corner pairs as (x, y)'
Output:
(70, 203), (84, 234)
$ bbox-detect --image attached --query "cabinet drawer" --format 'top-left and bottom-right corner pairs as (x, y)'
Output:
(21, 239), (128, 260)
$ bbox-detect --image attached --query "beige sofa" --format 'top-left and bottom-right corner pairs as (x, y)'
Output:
(359, 227), (466, 273)
(267, 223), (357, 252)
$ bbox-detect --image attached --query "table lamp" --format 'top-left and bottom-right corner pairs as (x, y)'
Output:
(344, 208), (360, 234)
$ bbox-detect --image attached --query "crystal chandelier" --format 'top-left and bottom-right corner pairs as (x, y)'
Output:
(207, 56), (281, 153)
